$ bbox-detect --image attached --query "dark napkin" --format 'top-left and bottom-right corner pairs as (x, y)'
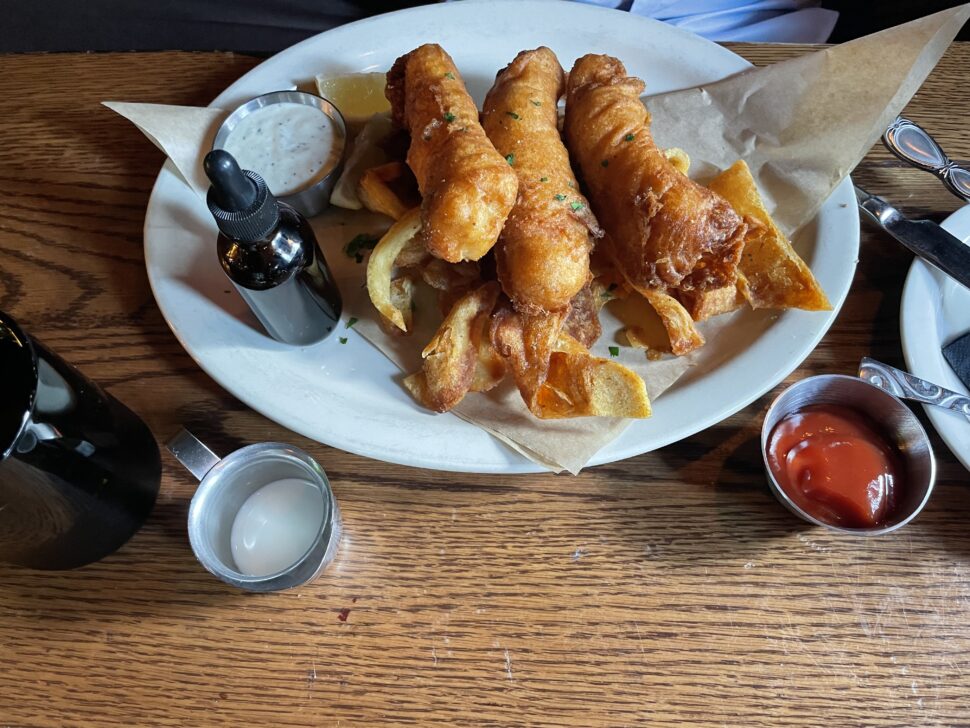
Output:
(943, 331), (970, 390)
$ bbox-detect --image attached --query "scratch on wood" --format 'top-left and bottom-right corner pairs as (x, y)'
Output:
(432, 646), (438, 666)
(504, 648), (514, 682)
(633, 621), (645, 659)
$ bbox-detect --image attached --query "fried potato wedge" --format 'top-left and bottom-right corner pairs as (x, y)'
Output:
(366, 207), (422, 332)
(491, 308), (649, 419)
(629, 283), (704, 356)
(357, 161), (421, 221)
(329, 112), (395, 210)
(707, 160), (831, 311)
(376, 275), (416, 337)
(471, 330), (506, 393)
(403, 281), (502, 411)
(395, 233), (430, 269)
(676, 282), (745, 322)
(532, 333), (651, 419)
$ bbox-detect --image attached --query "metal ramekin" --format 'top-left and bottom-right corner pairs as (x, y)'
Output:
(761, 374), (936, 536)
(212, 90), (347, 218)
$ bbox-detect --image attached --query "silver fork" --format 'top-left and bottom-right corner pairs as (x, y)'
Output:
(883, 117), (970, 203)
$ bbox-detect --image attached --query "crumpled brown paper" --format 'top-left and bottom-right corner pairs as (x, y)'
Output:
(648, 4), (970, 236)
(110, 5), (969, 473)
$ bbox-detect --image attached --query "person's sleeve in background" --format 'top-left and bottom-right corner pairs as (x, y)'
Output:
(572, 0), (837, 42)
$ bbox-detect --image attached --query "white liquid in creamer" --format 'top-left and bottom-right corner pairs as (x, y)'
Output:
(223, 102), (343, 196)
(229, 478), (324, 577)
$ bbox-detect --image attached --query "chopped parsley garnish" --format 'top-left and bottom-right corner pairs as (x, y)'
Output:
(554, 193), (567, 201)
(530, 99), (541, 107)
(601, 159), (609, 167)
(505, 153), (516, 166)
(540, 176), (549, 182)
(624, 133), (636, 142)
(444, 71), (455, 79)
(506, 111), (520, 120)
(443, 111), (456, 123)
(346, 317), (359, 329)
(570, 201), (584, 211)
(608, 346), (620, 357)
(344, 233), (380, 263)
(339, 337), (348, 345)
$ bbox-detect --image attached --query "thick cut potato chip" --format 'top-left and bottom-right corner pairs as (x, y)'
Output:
(471, 332), (506, 393)
(628, 283), (704, 356)
(533, 333), (651, 419)
(367, 207), (422, 332)
(707, 160), (830, 311)
(358, 161), (421, 221)
(403, 281), (502, 412)
(377, 276), (416, 337)
(491, 309), (649, 419)
(395, 233), (430, 269)
(676, 282), (745, 322)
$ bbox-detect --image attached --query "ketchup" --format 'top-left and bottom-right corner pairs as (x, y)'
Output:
(767, 405), (904, 528)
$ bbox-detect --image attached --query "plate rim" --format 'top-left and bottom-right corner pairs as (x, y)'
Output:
(900, 203), (970, 472)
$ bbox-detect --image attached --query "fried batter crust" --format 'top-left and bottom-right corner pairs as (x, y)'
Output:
(564, 53), (745, 292)
(482, 47), (599, 313)
(386, 44), (518, 263)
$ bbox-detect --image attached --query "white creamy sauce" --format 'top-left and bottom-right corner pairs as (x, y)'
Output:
(223, 102), (342, 196)
(229, 478), (324, 577)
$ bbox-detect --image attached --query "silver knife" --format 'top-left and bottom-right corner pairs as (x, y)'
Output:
(855, 185), (970, 291)
(859, 357), (970, 423)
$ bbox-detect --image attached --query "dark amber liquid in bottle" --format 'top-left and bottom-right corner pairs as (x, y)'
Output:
(217, 203), (342, 345)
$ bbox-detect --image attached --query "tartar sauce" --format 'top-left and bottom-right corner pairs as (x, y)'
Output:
(223, 102), (343, 196)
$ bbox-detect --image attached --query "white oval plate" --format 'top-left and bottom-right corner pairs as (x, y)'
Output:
(144, 0), (859, 473)
(901, 203), (970, 472)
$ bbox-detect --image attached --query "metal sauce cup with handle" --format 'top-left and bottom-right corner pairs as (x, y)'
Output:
(167, 430), (341, 591)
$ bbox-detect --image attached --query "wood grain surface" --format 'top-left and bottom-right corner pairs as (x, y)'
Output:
(1, 42), (970, 727)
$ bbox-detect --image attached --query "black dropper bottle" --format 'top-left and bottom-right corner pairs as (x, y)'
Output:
(204, 149), (342, 345)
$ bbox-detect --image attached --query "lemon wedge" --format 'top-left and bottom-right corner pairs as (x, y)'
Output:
(315, 72), (390, 125)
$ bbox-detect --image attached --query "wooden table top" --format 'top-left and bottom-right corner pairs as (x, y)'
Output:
(1, 42), (969, 727)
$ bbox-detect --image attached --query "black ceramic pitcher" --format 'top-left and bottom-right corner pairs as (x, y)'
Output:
(0, 311), (160, 569)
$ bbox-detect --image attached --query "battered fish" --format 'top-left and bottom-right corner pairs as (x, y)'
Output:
(564, 54), (745, 292)
(386, 44), (518, 263)
(482, 47), (599, 314)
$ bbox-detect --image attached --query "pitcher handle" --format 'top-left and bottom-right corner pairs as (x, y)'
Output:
(166, 429), (221, 481)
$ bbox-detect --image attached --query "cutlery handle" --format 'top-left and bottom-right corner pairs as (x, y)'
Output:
(883, 117), (970, 203)
(859, 357), (970, 418)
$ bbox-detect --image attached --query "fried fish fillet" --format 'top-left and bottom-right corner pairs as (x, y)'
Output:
(564, 54), (745, 292)
(481, 47), (599, 314)
(386, 44), (518, 263)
